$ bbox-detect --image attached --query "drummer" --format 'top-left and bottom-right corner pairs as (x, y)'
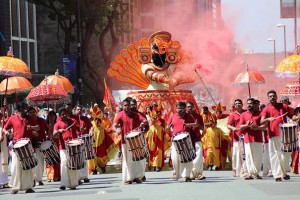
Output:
(113, 97), (148, 184)
(53, 108), (79, 190)
(2, 102), (37, 194)
(166, 101), (196, 182)
(260, 90), (299, 182)
(27, 106), (48, 186)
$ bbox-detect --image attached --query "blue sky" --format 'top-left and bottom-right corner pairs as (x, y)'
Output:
(221, 0), (297, 53)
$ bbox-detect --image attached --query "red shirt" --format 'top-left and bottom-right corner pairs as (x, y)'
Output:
(167, 113), (195, 137)
(4, 114), (36, 143)
(189, 112), (204, 142)
(53, 118), (77, 150)
(239, 110), (263, 143)
(260, 103), (294, 138)
(227, 110), (245, 142)
(114, 110), (147, 144)
(37, 117), (49, 141)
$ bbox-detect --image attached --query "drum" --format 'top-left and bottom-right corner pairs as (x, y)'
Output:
(39, 139), (60, 165)
(13, 138), (37, 170)
(172, 132), (196, 163)
(65, 139), (84, 170)
(125, 130), (149, 161)
(78, 134), (95, 160)
(280, 123), (299, 152)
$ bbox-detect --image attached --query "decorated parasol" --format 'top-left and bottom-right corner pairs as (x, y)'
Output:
(39, 69), (74, 93)
(280, 80), (300, 96)
(275, 54), (300, 78)
(233, 64), (265, 97)
(26, 84), (69, 105)
(0, 76), (33, 95)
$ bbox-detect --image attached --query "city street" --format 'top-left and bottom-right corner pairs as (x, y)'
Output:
(1, 168), (300, 200)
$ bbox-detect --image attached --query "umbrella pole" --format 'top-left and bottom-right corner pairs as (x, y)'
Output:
(15, 91), (18, 104)
(194, 70), (217, 106)
(248, 82), (251, 97)
(1, 77), (9, 127)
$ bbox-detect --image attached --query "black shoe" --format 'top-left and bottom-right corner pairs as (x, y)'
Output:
(38, 181), (44, 186)
(83, 178), (90, 183)
(78, 180), (82, 185)
(92, 169), (97, 175)
(101, 167), (106, 173)
(156, 167), (161, 172)
(60, 186), (66, 190)
(141, 176), (146, 182)
(214, 166), (219, 171)
(275, 178), (282, 182)
(70, 187), (76, 190)
(255, 175), (262, 180)
(244, 176), (254, 180)
(25, 189), (35, 193)
(185, 178), (192, 182)
(133, 178), (142, 184)
(125, 180), (133, 184)
(11, 190), (18, 194)
(283, 174), (290, 180)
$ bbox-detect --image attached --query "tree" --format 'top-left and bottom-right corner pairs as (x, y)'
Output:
(27, 0), (128, 104)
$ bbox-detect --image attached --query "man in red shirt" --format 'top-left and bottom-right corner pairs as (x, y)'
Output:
(53, 108), (79, 190)
(260, 90), (297, 182)
(2, 102), (37, 194)
(186, 101), (205, 180)
(27, 107), (49, 186)
(239, 98), (266, 180)
(113, 98), (148, 184)
(167, 101), (196, 182)
(227, 99), (247, 177)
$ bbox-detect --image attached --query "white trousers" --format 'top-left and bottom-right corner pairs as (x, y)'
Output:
(269, 136), (288, 179)
(232, 141), (243, 176)
(9, 151), (34, 191)
(244, 142), (263, 176)
(60, 150), (80, 188)
(0, 136), (9, 186)
(34, 150), (44, 182)
(121, 144), (146, 182)
(171, 143), (193, 179)
(191, 142), (204, 178)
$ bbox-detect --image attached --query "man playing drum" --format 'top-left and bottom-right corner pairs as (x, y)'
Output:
(53, 108), (79, 190)
(167, 101), (197, 182)
(2, 102), (37, 194)
(113, 98), (148, 184)
(260, 90), (298, 182)
(186, 102), (206, 180)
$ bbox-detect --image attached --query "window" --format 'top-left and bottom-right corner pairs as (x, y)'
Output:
(10, 0), (37, 72)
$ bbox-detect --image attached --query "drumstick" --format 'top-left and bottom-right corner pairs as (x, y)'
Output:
(274, 112), (288, 120)
(64, 122), (76, 131)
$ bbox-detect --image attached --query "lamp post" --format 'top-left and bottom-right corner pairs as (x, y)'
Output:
(276, 24), (287, 58)
(267, 38), (276, 68)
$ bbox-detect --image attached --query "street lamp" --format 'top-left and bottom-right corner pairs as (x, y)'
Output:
(276, 23), (287, 58)
(267, 38), (276, 68)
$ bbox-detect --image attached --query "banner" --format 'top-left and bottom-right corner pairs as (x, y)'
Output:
(62, 55), (77, 93)
(103, 78), (117, 112)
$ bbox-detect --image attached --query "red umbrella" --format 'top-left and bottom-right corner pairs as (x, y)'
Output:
(233, 65), (265, 97)
(26, 84), (69, 105)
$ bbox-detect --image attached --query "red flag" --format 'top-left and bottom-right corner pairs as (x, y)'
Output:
(103, 78), (116, 112)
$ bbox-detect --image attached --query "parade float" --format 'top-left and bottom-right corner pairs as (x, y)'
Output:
(107, 31), (199, 117)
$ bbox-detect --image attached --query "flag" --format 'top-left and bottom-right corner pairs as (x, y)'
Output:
(103, 78), (116, 112)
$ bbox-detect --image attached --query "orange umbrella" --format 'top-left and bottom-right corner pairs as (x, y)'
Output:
(0, 76), (33, 95)
(233, 65), (265, 97)
(275, 54), (300, 78)
(39, 69), (74, 93)
(0, 48), (31, 78)
(280, 80), (300, 96)
(26, 84), (69, 105)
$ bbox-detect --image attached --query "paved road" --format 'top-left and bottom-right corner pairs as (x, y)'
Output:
(1, 169), (300, 200)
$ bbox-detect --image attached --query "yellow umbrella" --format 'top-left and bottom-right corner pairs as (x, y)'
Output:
(0, 76), (33, 95)
(275, 54), (300, 78)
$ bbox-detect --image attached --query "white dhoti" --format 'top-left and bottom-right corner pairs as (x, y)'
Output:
(269, 136), (287, 179)
(281, 151), (292, 172)
(121, 144), (146, 182)
(262, 143), (271, 175)
(244, 142), (263, 176)
(191, 141), (204, 178)
(60, 150), (79, 188)
(171, 143), (193, 180)
(0, 136), (9, 186)
(34, 150), (44, 182)
(232, 141), (243, 176)
(9, 151), (34, 191)
(79, 152), (88, 180)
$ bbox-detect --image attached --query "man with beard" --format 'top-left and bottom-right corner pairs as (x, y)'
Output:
(113, 98), (148, 184)
(260, 90), (298, 182)
(239, 98), (265, 180)
(186, 102), (206, 180)
(227, 99), (247, 177)
(167, 101), (196, 182)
